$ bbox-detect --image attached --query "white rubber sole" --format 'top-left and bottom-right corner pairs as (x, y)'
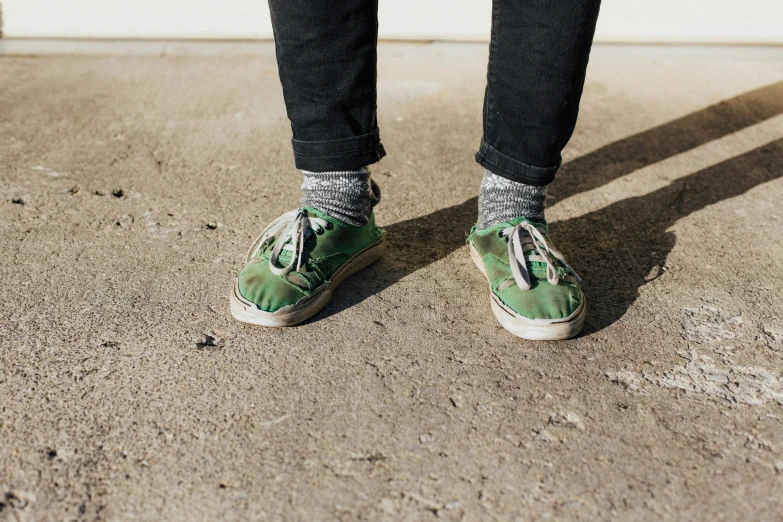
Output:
(231, 239), (385, 327)
(469, 242), (586, 341)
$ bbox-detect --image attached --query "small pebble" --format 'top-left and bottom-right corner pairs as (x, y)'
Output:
(195, 334), (221, 351)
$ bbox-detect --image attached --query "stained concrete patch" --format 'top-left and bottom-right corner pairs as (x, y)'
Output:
(658, 351), (783, 407)
(609, 307), (783, 407)
(681, 306), (746, 344)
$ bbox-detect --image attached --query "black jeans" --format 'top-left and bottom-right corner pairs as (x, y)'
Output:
(268, 0), (601, 186)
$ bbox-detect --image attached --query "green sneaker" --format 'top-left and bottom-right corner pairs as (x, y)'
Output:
(467, 219), (585, 340)
(231, 207), (385, 326)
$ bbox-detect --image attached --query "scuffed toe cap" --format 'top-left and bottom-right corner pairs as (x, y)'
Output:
(237, 259), (307, 313)
(494, 280), (583, 321)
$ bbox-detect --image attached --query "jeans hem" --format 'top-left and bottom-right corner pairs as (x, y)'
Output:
(475, 140), (560, 186)
(292, 129), (386, 171)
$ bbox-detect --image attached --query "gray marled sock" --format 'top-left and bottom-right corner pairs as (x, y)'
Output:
(300, 168), (381, 227)
(477, 169), (546, 229)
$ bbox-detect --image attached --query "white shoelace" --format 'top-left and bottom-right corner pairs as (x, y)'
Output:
(501, 222), (581, 291)
(246, 209), (330, 275)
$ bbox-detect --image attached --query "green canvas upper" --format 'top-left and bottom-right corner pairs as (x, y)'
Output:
(238, 207), (384, 312)
(468, 218), (583, 321)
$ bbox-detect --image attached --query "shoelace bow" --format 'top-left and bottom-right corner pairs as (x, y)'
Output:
(501, 222), (581, 291)
(246, 209), (330, 275)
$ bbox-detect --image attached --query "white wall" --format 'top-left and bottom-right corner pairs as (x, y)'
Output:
(3, 0), (782, 43)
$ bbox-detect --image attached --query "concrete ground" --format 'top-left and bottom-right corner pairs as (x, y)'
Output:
(1, 41), (782, 521)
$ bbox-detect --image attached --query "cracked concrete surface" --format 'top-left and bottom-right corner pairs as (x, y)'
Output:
(1, 42), (783, 520)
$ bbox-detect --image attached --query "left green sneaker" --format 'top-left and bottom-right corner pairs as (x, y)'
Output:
(231, 207), (385, 326)
(467, 218), (585, 340)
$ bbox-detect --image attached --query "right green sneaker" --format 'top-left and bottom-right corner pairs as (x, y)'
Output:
(231, 207), (385, 326)
(468, 218), (585, 340)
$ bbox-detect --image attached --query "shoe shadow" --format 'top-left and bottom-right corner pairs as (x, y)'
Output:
(559, 139), (782, 334)
(314, 82), (783, 330)
(314, 196), (479, 322)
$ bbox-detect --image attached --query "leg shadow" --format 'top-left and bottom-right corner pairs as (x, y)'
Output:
(548, 81), (783, 205)
(558, 139), (782, 333)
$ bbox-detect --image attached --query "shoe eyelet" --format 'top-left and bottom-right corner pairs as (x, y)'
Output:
(325, 222), (334, 230)
(504, 237), (509, 243)
(316, 228), (324, 235)
(497, 230), (504, 238)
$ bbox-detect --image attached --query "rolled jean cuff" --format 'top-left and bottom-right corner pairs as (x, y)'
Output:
(475, 140), (561, 186)
(291, 128), (386, 172)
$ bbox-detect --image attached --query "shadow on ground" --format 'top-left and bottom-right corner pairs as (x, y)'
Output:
(317, 82), (783, 332)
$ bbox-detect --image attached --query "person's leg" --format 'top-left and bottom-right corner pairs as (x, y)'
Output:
(476, 0), (602, 190)
(269, 0), (385, 172)
(270, 0), (383, 228)
(231, 0), (386, 326)
(469, 0), (601, 340)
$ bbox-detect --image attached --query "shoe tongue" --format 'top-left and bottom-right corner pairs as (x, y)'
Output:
(507, 216), (547, 230)
(272, 211), (319, 265)
(503, 219), (551, 267)
(275, 233), (307, 265)
(277, 248), (293, 265)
